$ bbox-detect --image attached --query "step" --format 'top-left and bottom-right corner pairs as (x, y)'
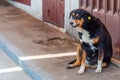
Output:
(0, 49), (32, 80)
(0, 34), (52, 80)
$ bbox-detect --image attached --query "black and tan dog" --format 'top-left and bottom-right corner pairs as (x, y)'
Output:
(67, 9), (113, 74)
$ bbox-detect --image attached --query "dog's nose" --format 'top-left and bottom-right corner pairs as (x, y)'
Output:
(70, 22), (73, 25)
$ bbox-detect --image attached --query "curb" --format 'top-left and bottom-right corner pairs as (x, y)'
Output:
(0, 34), (53, 80)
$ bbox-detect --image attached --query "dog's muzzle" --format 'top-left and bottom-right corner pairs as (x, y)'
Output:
(70, 22), (79, 28)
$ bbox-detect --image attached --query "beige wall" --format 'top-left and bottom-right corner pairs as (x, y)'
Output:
(64, 0), (80, 40)
(7, 0), (43, 20)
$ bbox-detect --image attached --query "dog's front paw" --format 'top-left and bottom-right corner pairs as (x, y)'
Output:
(77, 65), (85, 75)
(95, 68), (102, 73)
(77, 69), (85, 75)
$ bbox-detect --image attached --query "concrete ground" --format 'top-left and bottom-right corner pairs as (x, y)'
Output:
(0, 48), (32, 80)
(0, 1), (120, 80)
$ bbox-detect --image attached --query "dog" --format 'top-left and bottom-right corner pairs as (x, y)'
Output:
(66, 9), (113, 75)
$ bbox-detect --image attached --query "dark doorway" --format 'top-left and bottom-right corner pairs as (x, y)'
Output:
(43, 0), (64, 27)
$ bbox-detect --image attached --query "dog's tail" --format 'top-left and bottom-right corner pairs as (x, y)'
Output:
(103, 57), (111, 67)
(68, 59), (76, 64)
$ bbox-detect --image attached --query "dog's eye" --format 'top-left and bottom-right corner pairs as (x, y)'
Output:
(76, 16), (82, 20)
(71, 16), (77, 20)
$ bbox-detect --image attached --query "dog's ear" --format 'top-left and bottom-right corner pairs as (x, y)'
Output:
(69, 11), (73, 19)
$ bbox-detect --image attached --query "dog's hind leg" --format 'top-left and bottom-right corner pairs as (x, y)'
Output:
(85, 62), (107, 69)
(66, 44), (82, 69)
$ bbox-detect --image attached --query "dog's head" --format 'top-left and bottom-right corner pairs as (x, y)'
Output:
(69, 9), (93, 28)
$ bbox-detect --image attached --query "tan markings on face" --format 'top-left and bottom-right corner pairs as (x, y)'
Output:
(72, 12), (75, 16)
(74, 18), (84, 28)
(76, 14), (79, 17)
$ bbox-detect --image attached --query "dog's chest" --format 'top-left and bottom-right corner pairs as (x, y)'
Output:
(77, 28), (97, 51)
(77, 28), (91, 43)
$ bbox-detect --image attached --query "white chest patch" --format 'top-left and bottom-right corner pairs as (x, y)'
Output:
(76, 27), (97, 51)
